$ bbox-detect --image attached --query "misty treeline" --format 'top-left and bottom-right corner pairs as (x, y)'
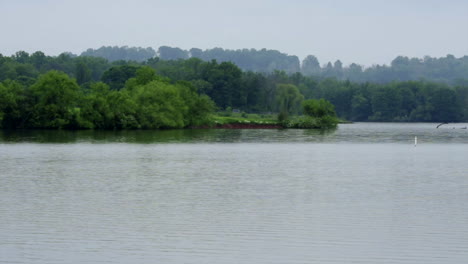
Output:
(0, 50), (467, 130)
(80, 46), (468, 85)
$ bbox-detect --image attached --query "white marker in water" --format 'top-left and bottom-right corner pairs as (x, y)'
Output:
(414, 136), (417, 147)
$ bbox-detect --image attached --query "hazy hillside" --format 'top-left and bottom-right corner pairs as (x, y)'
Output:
(78, 46), (468, 85)
(81, 46), (156, 62)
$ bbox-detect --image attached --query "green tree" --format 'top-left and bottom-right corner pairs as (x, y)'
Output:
(75, 61), (92, 85)
(455, 86), (468, 120)
(203, 61), (242, 109)
(130, 80), (187, 129)
(430, 88), (460, 122)
(28, 71), (84, 128)
(30, 51), (47, 70)
(101, 65), (140, 90)
(74, 56), (110, 81)
(176, 81), (215, 126)
(301, 55), (321, 76)
(281, 98), (338, 129)
(350, 93), (371, 121)
(80, 82), (114, 129)
(302, 98), (336, 118)
(369, 86), (400, 121)
(107, 89), (139, 129)
(0, 81), (27, 128)
(14, 51), (30, 64)
(275, 83), (304, 118)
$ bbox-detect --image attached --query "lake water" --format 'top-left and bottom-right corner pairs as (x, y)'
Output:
(1, 123), (468, 264)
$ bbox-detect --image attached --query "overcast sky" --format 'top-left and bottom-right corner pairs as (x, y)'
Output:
(1, 0), (467, 66)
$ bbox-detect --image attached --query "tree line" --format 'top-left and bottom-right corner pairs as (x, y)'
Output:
(0, 65), (214, 129)
(78, 46), (468, 84)
(142, 58), (468, 122)
(1, 50), (467, 130)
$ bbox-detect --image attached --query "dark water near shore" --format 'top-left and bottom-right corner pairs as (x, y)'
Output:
(1, 123), (468, 264)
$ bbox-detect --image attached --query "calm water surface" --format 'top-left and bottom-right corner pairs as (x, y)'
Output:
(1, 123), (468, 264)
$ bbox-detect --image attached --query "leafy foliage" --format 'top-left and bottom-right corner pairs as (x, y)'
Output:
(302, 99), (336, 118)
(0, 48), (467, 129)
(27, 71), (83, 128)
(275, 84), (304, 117)
(101, 65), (140, 90)
(0, 67), (214, 129)
(280, 99), (339, 129)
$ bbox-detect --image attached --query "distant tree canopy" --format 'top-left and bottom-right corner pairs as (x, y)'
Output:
(39, 45), (468, 85)
(316, 55), (468, 85)
(81, 46), (156, 62)
(302, 55), (321, 76)
(158, 46), (189, 60)
(145, 46), (468, 85)
(1, 48), (467, 129)
(188, 47), (301, 74)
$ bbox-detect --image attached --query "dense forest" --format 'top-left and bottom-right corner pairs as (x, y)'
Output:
(80, 46), (468, 84)
(0, 49), (467, 130)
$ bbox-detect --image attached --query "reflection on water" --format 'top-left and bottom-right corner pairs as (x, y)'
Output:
(0, 128), (337, 144)
(1, 123), (468, 264)
(1, 123), (468, 144)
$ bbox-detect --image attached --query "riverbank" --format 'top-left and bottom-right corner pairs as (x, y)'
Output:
(193, 112), (340, 129)
(204, 113), (281, 129)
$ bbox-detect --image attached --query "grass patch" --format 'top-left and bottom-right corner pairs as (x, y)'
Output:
(212, 112), (278, 125)
(209, 111), (339, 129)
(280, 115), (339, 129)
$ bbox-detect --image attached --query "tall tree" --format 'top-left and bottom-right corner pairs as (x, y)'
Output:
(75, 62), (92, 85)
(101, 65), (140, 90)
(28, 71), (83, 128)
(275, 83), (304, 116)
(301, 55), (321, 75)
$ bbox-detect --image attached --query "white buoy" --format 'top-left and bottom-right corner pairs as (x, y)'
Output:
(414, 136), (417, 147)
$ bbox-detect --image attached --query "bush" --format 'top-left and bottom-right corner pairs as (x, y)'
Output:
(302, 99), (336, 118)
(277, 98), (339, 129)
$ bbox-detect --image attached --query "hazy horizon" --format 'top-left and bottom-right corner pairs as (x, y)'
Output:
(1, 0), (467, 66)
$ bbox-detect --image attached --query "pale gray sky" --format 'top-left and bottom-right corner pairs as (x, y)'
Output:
(1, 0), (467, 66)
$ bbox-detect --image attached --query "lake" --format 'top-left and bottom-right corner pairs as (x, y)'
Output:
(1, 123), (468, 264)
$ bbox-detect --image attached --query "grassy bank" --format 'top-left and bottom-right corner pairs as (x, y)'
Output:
(212, 113), (279, 126)
(201, 112), (339, 129)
